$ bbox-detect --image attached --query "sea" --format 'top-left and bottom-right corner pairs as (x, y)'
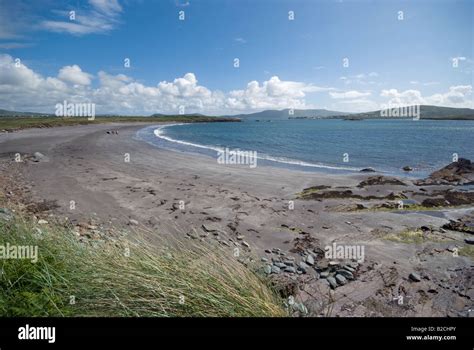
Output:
(136, 119), (474, 178)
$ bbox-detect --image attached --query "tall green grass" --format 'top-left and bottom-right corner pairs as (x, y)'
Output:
(0, 216), (285, 317)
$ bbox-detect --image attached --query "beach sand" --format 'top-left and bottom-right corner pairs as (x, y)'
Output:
(0, 123), (472, 317)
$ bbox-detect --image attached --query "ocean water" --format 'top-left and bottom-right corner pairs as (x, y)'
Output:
(136, 119), (474, 177)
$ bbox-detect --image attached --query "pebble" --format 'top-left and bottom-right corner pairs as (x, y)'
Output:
(263, 265), (272, 275)
(327, 276), (338, 289)
(33, 152), (48, 162)
(409, 272), (421, 282)
(284, 266), (296, 273)
(241, 241), (250, 248)
(0, 208), (13, 221)
(306, 254), (315, 266)
(129, 219), (139, 225)
(236, 235), (244, 240)
(274, 262), (286, 268)
(264, 249), (272, 254)
(335, 274), (347, 285)
(298, 261), (309, 273)
(261, 257), (269, 263)
(38, 219), (48, 224)
(343, 265), (355, 273)
(336, 269), (354, 280)
(271, 266), (281, 274)
(465, 238), (474, 245)
(283, 260), (295, 266)
(320, 271), (330, 278)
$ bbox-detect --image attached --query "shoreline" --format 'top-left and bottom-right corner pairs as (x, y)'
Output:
(140, 120), (473, 178)
(0, 123), (473, 317)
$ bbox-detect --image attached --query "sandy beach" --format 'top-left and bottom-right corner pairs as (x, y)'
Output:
(0, 123), (472, 317)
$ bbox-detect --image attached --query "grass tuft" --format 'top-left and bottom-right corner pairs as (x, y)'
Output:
(0, 216), (285, 317)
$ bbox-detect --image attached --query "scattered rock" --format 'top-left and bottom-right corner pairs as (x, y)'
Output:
(335, 274), (347, 285)
(32, 152), (48, 162)
(336, 269), (354, 280)
(271, 266), (281, 274)
(320, 271), (330, 279)
(327, 276), (338, 289)
(421, 197), (450, 207)
(357, 176), (407, 188)
(442, 217), (474, 234)
(284, 266), (296, 273)
(306, 254), (315, 266)
(298, 261), (309, 273)
(241, 241), (250, 248)
(263, 265), (272, 275)
(0, 208), (13, 221)
(37, 219), (48, 224)
(128, 219), (139, 225)
(202, 223), (219, 233)
(403, 166), (413, 172)
(261, 257), (269, 263)
(360, 167), (376, 173)
(465, 238), (474, 245)
(409, 272), (421, 282)
(343, 265), (355, 273)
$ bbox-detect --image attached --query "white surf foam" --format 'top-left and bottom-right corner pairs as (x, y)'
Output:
(153, 124), (361, 172)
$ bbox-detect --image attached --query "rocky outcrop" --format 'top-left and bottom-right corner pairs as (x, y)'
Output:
(416, 158), (474, 185)
(357, 176), (407, 188)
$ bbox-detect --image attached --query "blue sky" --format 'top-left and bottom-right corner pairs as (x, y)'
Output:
(0, 0), (472, 114)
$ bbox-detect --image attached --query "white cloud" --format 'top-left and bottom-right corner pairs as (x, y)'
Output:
(1, 54), (472, 115)
(89, 0), (122, 14)
(0, 55), (331, 114)
(225, 76), (332, 110)
(40, 0), (123, 36)
(58, 65), (93, 85)
(380, 86), (473, 108)
(329, 90), (371, 99)
(234, 37), (247, 44)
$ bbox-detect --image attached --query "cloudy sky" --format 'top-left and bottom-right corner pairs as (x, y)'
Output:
(0, 0), (472, 115)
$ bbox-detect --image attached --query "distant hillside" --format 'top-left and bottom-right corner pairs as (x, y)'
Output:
(227, 109), (348, 120)
(150, 113), (208, 118)
(0, 109), (52, 117)
(341, 105), (474, 120)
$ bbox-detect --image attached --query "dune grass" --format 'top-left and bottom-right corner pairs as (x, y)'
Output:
(0, 216), (286, 317)
(383, 229), (449, 244)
